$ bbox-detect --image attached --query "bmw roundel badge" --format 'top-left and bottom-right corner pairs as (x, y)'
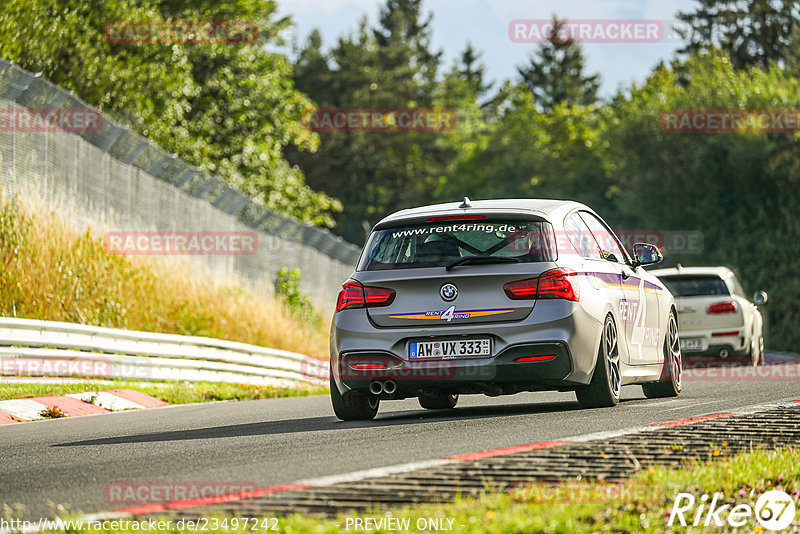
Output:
(440, 283), (458, 302)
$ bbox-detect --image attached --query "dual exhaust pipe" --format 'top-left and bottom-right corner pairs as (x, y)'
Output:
(369, 380), (397, 395)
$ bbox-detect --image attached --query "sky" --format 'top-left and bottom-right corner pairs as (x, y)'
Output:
(277, 0), (697, 97)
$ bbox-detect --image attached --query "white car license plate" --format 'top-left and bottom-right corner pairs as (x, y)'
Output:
(680, 338), (702, 352)
(409, 338), (491, 359)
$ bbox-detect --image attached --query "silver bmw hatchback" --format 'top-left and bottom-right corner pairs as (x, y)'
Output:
(330, 198), (682, 420)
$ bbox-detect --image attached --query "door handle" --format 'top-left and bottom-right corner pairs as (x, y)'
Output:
(621, 268), (633, 280)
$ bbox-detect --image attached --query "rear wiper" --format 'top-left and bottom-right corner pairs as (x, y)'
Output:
(446, 256), (520, 270)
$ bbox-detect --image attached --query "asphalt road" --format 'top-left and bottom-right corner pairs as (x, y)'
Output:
(2, 360), (799, 521)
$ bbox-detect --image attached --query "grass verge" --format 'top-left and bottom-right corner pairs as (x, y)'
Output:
(0, 193), (329, 357)
(0, 380), (327, 405)
(28, 447), (799, 533)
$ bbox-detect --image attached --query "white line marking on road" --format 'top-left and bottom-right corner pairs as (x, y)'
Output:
(296, 459), (455, 487)
(15, 396), (799, 534)
(566, 426), (659, 443)
(661, 400), (720, 411)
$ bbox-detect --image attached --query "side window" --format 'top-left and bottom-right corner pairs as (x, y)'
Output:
(564, 213), (602, 260)
(578, 211), (628, 264)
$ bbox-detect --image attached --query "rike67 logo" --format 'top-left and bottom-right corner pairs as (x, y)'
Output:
(669, 490), (796, 530)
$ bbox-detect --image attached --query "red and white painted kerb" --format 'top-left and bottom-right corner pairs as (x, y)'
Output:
(0, 389), (167, 424)
(80, 397), (800, 522)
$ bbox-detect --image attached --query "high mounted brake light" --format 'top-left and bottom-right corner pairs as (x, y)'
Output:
(336, 279), (396, 312)
(425, 215), (488, 222)
(503, 268), (579, 302)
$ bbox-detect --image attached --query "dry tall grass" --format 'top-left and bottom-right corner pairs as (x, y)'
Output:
(0, 194), (329, 358)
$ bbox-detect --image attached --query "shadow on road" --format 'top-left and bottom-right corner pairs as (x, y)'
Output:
(54, 399), (598, 447)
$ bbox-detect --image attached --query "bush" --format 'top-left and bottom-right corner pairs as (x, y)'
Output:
(275, 267), (320, 328)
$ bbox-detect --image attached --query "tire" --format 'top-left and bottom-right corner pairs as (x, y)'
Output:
(330, 376), (379, 421)
(750, 335), (765, 367)
(576, 314), (621, 408)
(418, 392), (458, 410)
(642, 311), (682, 399)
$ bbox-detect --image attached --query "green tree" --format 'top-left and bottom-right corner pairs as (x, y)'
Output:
(517, 17), (600, 111)
(606, 52), (800, 350)
(0, 0), (340, 226)
(676, 0), (800, 69)
(438, 42), (493, 106)
(442, 81), (612, 213)
(290, 0), (449, 243)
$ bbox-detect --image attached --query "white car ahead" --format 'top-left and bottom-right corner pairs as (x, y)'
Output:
(650, 266), (767, 366)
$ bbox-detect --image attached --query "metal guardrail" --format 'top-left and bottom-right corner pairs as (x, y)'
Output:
(0, 317), (329, 387)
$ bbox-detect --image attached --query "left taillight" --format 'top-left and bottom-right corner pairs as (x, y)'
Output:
(336, 279), (396, 312)
(706, 301), (738, 314)
(504, 268), (579, 302)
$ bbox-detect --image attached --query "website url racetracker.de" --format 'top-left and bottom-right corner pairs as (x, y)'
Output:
(0, 517), (280, 532)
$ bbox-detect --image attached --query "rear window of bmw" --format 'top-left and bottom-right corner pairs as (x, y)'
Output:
(659, 275), (731, 297)
(357, 219), (557, 271)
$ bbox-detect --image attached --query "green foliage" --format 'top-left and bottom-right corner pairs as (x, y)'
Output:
(289, 1), (454, 243)
(289, 1), (800, 351)
(0, 380), (327, 404)
(2, 0), (800, 351)
(517, 17), (601, 111)
(676, 0), (800, 69)
(0, 197), (31, 316)
(0, 0), (340, 226)
(606, 52), (800, 349)
(0, 196), (330, 355)
(275, 267), (319, 327)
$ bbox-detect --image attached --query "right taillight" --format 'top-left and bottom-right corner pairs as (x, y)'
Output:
(504, 268), (579, 302)
(706, 301), (738, 314)
(336, 279), (396, 312)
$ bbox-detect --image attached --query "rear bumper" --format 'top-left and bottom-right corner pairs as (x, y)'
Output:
(331, 299), (601, 397)
(679, 328), (748, 357)
(335, 341), (574, 396)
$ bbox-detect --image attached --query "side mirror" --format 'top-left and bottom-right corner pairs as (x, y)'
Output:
(632, 242), (663, 266)
(753, 291), (768, 306)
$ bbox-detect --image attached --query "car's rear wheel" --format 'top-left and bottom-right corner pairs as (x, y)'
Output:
(576, 314), (621, 408)
(330, 376), (379, 421)
(418, 392), (458, 410)
(642, 311), (682, 398)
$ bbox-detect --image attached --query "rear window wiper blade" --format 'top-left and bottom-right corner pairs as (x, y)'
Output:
(446, 256), (520, 270)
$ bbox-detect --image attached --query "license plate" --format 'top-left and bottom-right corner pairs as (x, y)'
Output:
(680, 338), (702, 352)
(409, 338), (491, 359)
